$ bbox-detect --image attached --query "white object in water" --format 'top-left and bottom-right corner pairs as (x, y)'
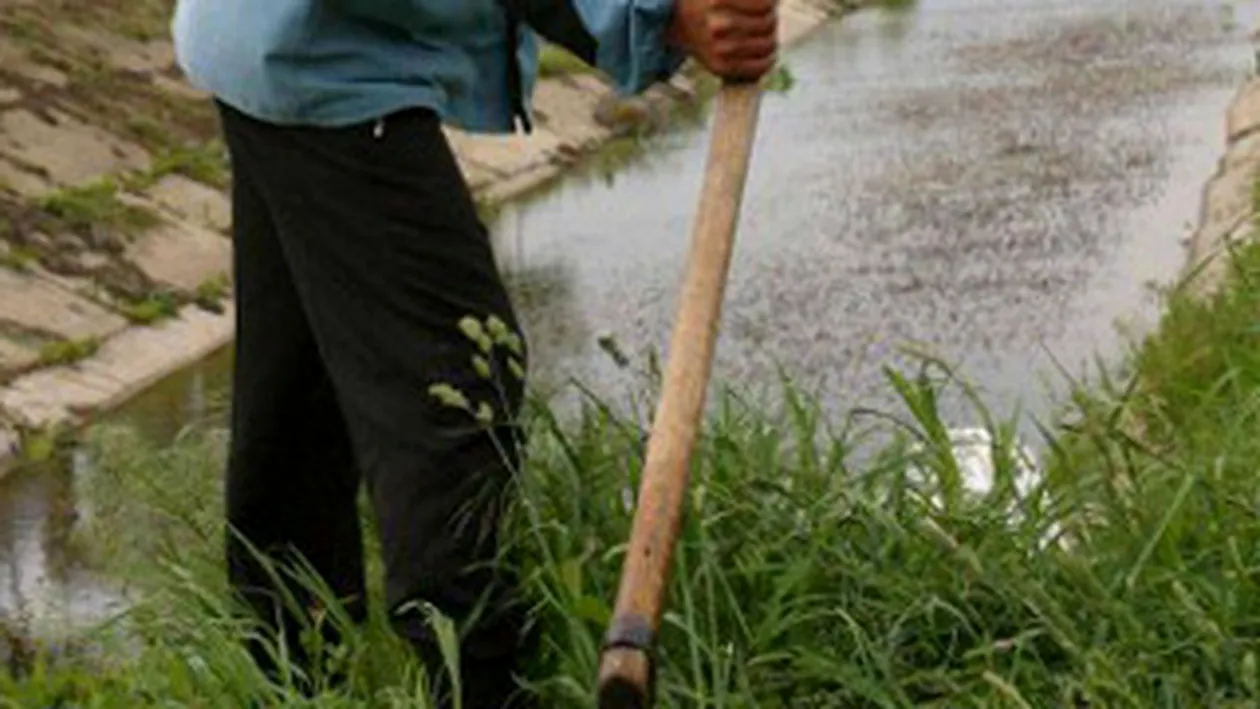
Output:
(906, 426), (1040, 500)
(904, 427), (1064, 549)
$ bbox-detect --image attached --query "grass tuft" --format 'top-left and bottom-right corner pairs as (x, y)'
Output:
(36, 336), (100, 368)
(39, 180), (160, 234)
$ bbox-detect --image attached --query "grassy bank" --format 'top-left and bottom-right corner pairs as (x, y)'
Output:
(3, 184), (1259, 706)
(5, 211), (1260, 706)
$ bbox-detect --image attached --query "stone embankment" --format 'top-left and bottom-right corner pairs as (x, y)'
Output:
(0, 0), (855, 471)
(1185, 68), (1260, 296)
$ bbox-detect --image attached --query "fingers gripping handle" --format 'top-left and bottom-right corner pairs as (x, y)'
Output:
(596, 80), (764, 709)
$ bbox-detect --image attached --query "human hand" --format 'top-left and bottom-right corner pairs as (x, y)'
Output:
(668, 0), (779, 82)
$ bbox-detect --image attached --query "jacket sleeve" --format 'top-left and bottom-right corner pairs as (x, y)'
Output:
(507, 0), (687, 95)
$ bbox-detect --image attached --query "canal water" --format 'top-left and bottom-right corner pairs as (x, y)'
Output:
(2, 0), (1257, 639)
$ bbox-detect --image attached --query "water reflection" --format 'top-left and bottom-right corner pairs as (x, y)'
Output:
(0, 460), (123, 641)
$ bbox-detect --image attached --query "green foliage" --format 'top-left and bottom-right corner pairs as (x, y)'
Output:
(0, 245), (37, 272)
(7, 140), (1260, 707)
(38, 180), (160, 234)
(36, 336), (100, 368)
(121, 292), (180, 325)
(144, 141), (231, 190)
(193, 273), (231, 310)
(11, 307), (1260, 707)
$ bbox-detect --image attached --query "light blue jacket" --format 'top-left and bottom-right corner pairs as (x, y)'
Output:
(171, 0), (687, 134)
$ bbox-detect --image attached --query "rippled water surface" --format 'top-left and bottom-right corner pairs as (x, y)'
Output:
(499, 0), (1254, 423)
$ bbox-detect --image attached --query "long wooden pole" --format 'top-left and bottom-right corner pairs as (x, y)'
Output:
(596, 79), (764, 709)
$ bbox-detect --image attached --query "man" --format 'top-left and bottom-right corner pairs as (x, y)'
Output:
(170, 0), (778, 706)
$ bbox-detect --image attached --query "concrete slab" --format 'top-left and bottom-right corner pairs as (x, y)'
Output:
(125, 218), (231, 292)
(0, 154), (50, 196)
(0, 304), (233, 427)
(0, 337), (38, 376)
(452, 128), (565, 183)
(1227, 78), (1260, 142)
(1200, 163), (1258, 239)
(0, 108), (149, 191)
(146, 174), (231, 233)
(0, 41), (69, 90)
(0, 268), (127, 341)
(1224, 130), (1260, 171)
(530, 79), (611, 146)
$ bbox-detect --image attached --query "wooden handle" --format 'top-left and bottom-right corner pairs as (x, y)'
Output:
(596, 80), (763, 709)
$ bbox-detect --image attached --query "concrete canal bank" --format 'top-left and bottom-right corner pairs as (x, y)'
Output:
(0, 0), (852, 473)
(1185, 69), (1260, 297)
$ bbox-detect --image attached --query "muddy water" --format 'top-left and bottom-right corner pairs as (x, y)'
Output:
(501, 0), (1255, 424)
(1, 0), (1256, 635)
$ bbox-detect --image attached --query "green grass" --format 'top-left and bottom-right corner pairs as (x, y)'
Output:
(142, 141), (232, 191)
(7, 274), (1260, 709)
(120, 292), (181, 325)
(0, 245), (37, 272)
(35, 336), (100, 368)
(192, 273), (231, 310)
(7, 191), (1260, 707)
(39, 180), (161, 235)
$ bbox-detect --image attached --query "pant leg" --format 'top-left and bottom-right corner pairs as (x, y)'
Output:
(215, 104), (536, 708)
(218, 103), (368, 683)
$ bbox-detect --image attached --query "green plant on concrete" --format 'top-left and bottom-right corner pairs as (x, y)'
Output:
(193, 273), (231, 311)
(18, 430), (58, 464)
(146, 141), (232, 190)
(39, 180), (160, 234)
(0, 245), (37, 272)
(16, 427), (78, 465)
(121, 292), (181, 325)
(124, 117), (181, 156)
(36, 336), (100, 368)
(762, 63), (797, 93)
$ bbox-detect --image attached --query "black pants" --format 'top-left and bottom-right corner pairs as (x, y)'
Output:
(216, 101), (533, 708)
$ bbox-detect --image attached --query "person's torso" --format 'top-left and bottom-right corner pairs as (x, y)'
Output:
(172, 0), (537, 133)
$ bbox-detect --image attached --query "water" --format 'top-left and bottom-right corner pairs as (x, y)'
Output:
(501, 0), (1254, 424)
(2, 0), (1257, 637)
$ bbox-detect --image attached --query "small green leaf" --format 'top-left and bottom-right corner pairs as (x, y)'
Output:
(458, 316), (488, 347)
(571, 595), (611, 626)
(1244, 651), (1258, 696)
(21, 431), (55, 463)
(486, 315), (510, 343)
(559, 558), (582, 595)
(428, 383), (470, 411)
(508, 357), (525, 381)
(474, 401), (494, 425)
